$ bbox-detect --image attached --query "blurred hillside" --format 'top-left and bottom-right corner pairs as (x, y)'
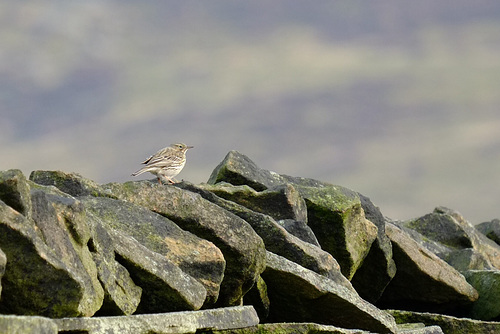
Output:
(1, 1), (500, 223)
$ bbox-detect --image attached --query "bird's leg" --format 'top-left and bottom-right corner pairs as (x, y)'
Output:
(166, 177), (175, 184)
(157, 177), (162, 185)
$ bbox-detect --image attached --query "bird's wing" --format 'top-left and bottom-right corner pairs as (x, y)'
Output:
(144, 149), (184, 168)
(141, 147), (171, 164)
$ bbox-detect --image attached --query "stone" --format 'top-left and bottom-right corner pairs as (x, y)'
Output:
(29, 187), (104, 315)
(208, 151), (285, 191)
(175, 182), (352, 290)
(211, 322), (372, 334)
(100, 181), (266, 307)
(0, 315), (58, 334)
(402, 207), (473, 249)
(109, 230), (207, 313)
(0, 200), (98, 317)
(0, 169), (32, 219)
(81, 196), (224, 306)
(378, 223), (478, 314)
(443, 248), (494, 272)
(262, 251), (398, 333)
(389, 309), (500, 334)
(351, 194), (396, 303)
(29, 170), (106, 197)
(86, 214), (142, 316)
(296, 185), (378, 280)
(199, 182), (308, 223)
(206, 151), (379, 280)
(400, 207), (500, 270)
(462, 270), (500, 320)
(277, 219), (320, 247)
(476, 219), (500, 245)
(54, 306), (259, 334)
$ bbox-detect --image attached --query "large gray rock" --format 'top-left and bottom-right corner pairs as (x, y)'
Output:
(295, 185), (378, 280)
(0, 200), (99, 317)
(378, 223), (478, 314)
(110, 230), (207, 313)
(350, 194), (396, 303)
(462, 270), (500, 320)
(199, 182), (308, 223)
(0, 169), (32, 219)
(262, 251), (398, 333)
(55, 305), (259, 334)
(0, 315), (58, 334)
(476, 219), (500, 245)
(208, 151), (284, 190)
(81, 196), (224, 306)
(389, 309), (500, 334)
(175, 182), (352, 290)
(207, 151), (378, 280)
(400, 207), (500, 270)
(29, 170), (107, 197)
(29, 186), (105, 315)
(100, 181), (266, 307)
(86, 214), (142, 315)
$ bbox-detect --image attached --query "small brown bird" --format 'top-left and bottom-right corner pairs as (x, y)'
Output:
(131, 143), (193, 184)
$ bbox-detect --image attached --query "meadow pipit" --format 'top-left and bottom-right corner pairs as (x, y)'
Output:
(132, 143), (193, 184)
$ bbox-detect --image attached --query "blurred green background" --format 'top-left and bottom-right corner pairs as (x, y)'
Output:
(1, 1), (500, 223)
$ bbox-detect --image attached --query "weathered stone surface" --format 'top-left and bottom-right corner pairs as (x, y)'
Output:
(351, 194), (396, 303)
(207, 151), (378, 280)
(29, 187), (104, 315)
(397, 324), (445, 334)
(211, 322), (372, 334)
(297, 185), (378, 280)
(462, 270), (500, 320)
(476, 219), (500, 245)
(0, 315), (58, 334)
(0, 247), (5, 297)
(389, 309), (500, 334)
(81, 196), (224, 306)
(175, 182), (351, 290)
(29, 170), (106, 197)
(400, 207), (500, 270)
(0, 200), (96, 317)
(199, 182), (308, 223)
(443, 248), (494, 272)
(55, 306), (259, 334)
(378, 223), (478, 314)
(0, 169), (32, 219)
(100, 181), (266, 307)
(262, 251), (398, 333)
(208, 151), (285, 191)
(277, 219), (320, 247)
(86, 214), (142, 316)
(110, 230), (207, 313)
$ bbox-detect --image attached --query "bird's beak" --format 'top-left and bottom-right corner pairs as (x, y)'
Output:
(187, 145), (194, 149)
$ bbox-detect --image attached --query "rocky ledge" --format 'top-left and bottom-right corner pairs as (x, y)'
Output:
(1, 151), (500, 334)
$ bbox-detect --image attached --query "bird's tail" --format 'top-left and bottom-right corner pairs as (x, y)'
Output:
(131, 168), (147, 177)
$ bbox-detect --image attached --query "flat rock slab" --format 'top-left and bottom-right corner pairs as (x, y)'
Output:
(0, 315), (58, 334)
(389, 309), (500, 334)
(54, 306), (259, 334)
(379, 223), (478, 313)
(262, 251), (398, 333)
